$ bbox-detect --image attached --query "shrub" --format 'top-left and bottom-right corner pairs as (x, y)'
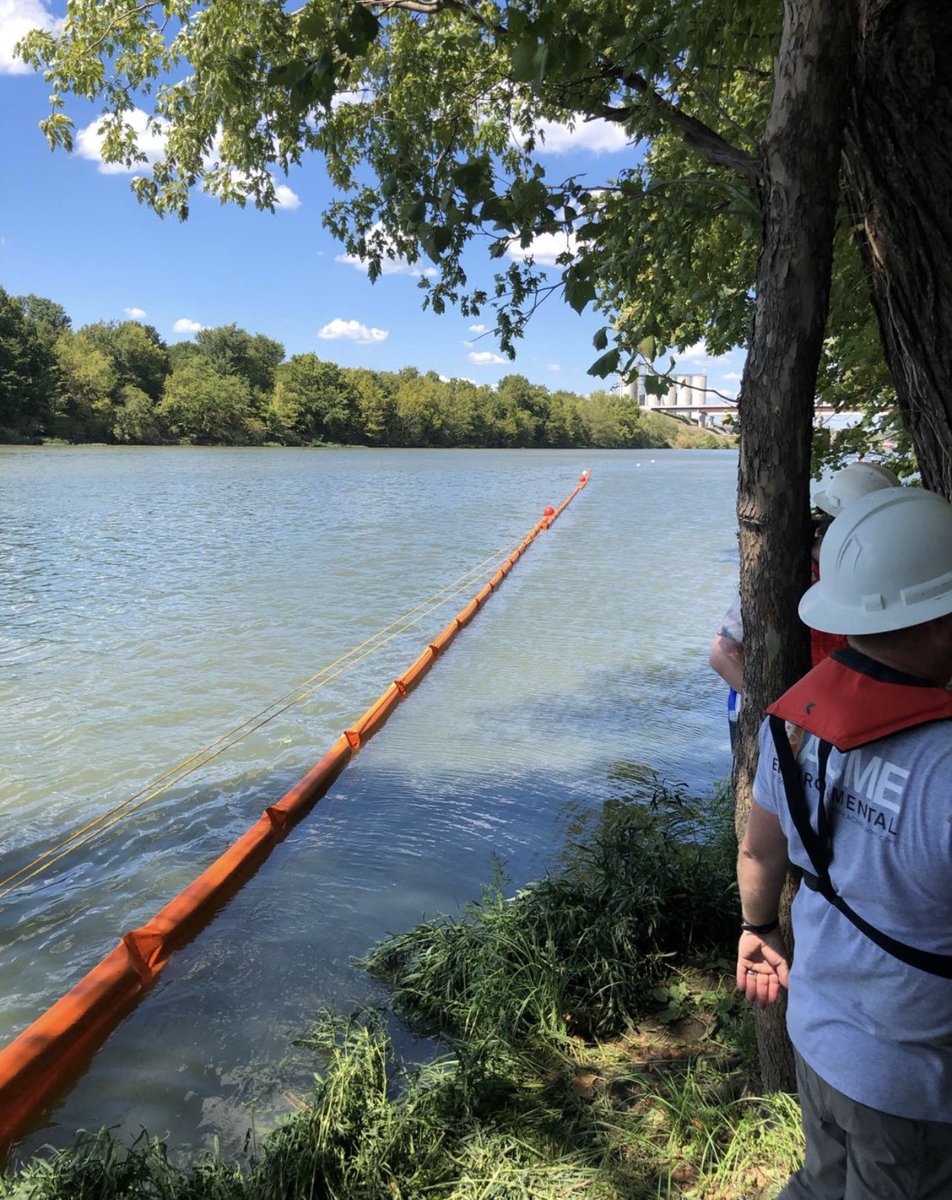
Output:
(363, 777), (737, 1044)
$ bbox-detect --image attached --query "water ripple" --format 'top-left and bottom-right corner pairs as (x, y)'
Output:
(1, 446), (737, 1161)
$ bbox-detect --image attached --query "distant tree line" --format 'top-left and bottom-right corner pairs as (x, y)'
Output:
(0, 287), (728, 450)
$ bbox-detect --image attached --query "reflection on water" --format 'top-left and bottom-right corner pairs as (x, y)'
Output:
(0, 446), (738, 1160)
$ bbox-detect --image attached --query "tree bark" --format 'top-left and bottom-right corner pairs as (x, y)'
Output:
(734, 0), (858, 1093)
(843, 0), (952, 499)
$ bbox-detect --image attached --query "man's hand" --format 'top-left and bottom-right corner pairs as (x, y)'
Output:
(736, 929), (790, 1007)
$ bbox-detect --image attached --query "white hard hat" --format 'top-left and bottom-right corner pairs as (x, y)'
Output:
(800, 488), (952, 635)
(813, 461), (900, 516)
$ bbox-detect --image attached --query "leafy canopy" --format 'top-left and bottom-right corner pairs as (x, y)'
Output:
(19, 0), (894, 459)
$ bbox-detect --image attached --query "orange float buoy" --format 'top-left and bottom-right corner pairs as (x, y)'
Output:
(543, 505), (555, 516)
(0, 471), (593, 1157)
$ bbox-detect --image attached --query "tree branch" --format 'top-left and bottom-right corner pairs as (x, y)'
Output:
(357, 0), (475, 15)
(637, 358), (741, 405)
(601, 66), (761, 184)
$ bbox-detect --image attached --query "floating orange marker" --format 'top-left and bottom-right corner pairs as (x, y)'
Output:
(0, 471), (589, 1155)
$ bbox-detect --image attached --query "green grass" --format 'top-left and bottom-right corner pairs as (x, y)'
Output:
(1, 778), (803, 1199)
(2, 1008), (801, 1199)
(637, 412), (736, 450)
(362, 777), (738, 1046)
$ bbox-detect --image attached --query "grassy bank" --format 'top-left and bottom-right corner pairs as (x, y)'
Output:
(1, 779), (801, 1199)
(637, 411), (734, 450)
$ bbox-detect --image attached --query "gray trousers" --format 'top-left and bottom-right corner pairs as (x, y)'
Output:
(778, 1051), (952, 1200)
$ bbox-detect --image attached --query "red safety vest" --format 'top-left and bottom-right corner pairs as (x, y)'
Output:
(768, 646), (952, 751)
(766, 647), (952, 976)
(807, 560), (848, 667)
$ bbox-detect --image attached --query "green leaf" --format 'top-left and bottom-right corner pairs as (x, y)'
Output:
(564, 275), (596, 313)
(454, 159), (490, 202)
(559, 36), (589, 76)
(291, 51), (336, 110)
(503, 6), (527, 36)
(337, 6), (380, 57)
(592, 326), (609, 351)
(531, 42), (553, 89)
(267, 59), (308, 88)
(588, 349), (620, 378)
(431, 225), (454, 254)
(348, 6), (380, 45)
(295, 5), (326, 41)
(511, 38), (539, 83)
(480, 197), (513, 229)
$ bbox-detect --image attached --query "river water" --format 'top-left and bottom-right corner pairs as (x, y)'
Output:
(0, 446), (738, 1161)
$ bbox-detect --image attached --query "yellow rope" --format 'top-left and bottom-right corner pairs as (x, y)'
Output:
(0, 535), (527, 901)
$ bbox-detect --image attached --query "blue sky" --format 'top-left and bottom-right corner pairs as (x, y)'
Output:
(0, 0), (746, 397)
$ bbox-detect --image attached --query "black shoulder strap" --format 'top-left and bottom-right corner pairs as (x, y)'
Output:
(768, 714), (952, 980)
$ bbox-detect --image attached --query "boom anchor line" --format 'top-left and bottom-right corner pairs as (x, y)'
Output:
(0, 470), (590, 1156)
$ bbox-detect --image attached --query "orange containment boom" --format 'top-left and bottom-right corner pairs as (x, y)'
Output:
(0, 471), (589, 1155)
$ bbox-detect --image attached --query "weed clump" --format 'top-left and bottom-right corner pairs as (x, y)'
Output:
(363, 778), (738, 1044)
(1, 780), (803, 1199)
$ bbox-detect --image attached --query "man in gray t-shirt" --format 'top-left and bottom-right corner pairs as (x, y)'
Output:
(736, 488), (952, 1199)
(710, 464), (899, 748)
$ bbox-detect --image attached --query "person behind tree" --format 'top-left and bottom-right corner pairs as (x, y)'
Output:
(737, 486), (952, 1198)
(709, 461), (901, 745)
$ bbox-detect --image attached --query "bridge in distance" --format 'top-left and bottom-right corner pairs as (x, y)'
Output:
(620, 373), (847, 428)
(653, 401), (843, 428)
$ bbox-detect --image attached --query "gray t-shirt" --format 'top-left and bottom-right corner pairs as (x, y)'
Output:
(754, 715), (952, 1120)
(718, 593), (743, 643)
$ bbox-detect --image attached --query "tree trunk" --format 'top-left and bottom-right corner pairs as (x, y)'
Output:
(735, 0), (858, 1093)
(843, 0), (952, 498)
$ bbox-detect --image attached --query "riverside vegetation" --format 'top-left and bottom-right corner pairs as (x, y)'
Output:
(1, 777), (803, 1199)
(0, 291), (731, 451)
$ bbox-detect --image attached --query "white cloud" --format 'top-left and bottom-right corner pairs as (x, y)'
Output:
(507, 230), (578, 266)
(678, 340), (713, 364)
(173, 317), (204, 334)
(468, 350), (506, 366)
(124, 306), (147, 319)
(335, 223), (437, 278)
(76, 108), (168, 174)
(672, 339), (744, 378)
(514, 116), (630, 157)
(336, 248), (434, 277)
(331, 88), (371, 108)
(318, 318), (389, 345)
(74, 112), (300, 210)
(468, 323), (489, 334)
(273, 184), (301, 210)
(547, 363), (562, 372)
(0, 0), (60, 75)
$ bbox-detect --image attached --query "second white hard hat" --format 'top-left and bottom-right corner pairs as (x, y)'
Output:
(800, 487), (952, 635)
(813, 461), (900, 516)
